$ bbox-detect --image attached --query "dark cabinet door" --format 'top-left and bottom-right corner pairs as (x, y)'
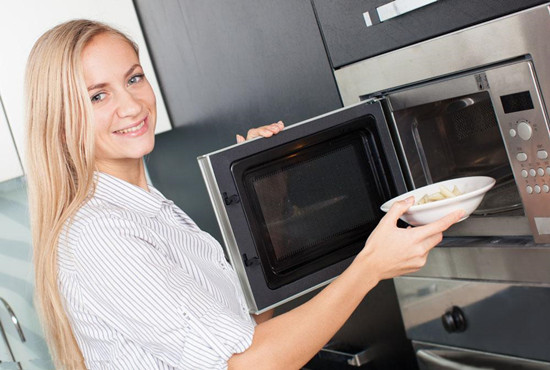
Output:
(312, 0), (549, 68)
(133, 0), (342, 240)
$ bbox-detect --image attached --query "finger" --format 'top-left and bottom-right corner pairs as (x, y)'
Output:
(382, 196), (415, 225)
(236, 134), (245, 143)
(415, 209), (465, 238)
(249, 128), (274, 139)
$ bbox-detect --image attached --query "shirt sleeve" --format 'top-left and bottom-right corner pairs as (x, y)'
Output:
(71, 215), (254, 369)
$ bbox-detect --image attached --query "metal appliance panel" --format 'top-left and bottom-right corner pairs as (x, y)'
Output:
(335, 4), (550, 107)
(198, 100), (407, 313)
(386, 60), (550, 242)
(413, 341), (550, 369)
(394, 276), (550, 362)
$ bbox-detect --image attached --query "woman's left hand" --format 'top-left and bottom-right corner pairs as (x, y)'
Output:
(236, 121), (284, 143)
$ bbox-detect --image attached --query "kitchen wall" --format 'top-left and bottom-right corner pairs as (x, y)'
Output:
(0, 177), (53, 368)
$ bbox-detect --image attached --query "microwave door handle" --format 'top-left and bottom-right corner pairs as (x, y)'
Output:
(377, 0), (438, 22)
(416, 350), (493, 370)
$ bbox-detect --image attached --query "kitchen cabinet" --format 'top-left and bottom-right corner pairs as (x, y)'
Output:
(312, 0), (548, 68)
(0, 0), (172, 170)
(0, 98), (23, 183)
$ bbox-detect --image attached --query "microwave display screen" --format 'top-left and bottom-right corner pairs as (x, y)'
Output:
(500, 90), (534, 113)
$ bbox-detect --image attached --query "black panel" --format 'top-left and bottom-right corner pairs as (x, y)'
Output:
(134, 0), (342, 241)
(312, 0), (548, 68)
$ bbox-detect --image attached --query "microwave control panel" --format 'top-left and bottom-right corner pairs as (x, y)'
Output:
(486, 61), (550, 243)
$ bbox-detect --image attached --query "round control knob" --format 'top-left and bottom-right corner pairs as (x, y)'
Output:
(441, 306), (467, 333)
(527, 186), (534, 194)
(517, 120), (533, 141)
(535, 185), (541, 194)
(543, 185), (550, 193)
(509, 129), (517, 138)
(529, 169), (537, 177)
(521, 170), (528, 178)
(538, 168), (545, 176)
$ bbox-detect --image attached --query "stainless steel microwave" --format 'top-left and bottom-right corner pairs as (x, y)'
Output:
(198, 4), (550, 313)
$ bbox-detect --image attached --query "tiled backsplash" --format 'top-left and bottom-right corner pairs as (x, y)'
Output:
(0, 177), (53, 368)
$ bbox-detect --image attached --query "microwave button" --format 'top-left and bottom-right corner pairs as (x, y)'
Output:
(544, 185), (550, 193)
(529, 169), (537, 177)
(527, 185), (534, 194)
(538, 168), (545, 176)
(537, 150), (549, 160)
(535, 185), (542, 194)
(516, 152), (528, 162)
(521, 170), (529, 178)
(517, 121), (533, 141)
(509, 128), (517, 138)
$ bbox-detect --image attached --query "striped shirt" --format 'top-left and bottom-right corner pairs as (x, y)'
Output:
(58, 172), (255, 369)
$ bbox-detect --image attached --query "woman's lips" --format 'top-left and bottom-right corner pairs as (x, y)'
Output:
(114, 117), (148, 136)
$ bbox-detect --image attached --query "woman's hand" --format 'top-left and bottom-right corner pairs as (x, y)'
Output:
(357, 196), (464, 281)
(236, 121), (284, 143)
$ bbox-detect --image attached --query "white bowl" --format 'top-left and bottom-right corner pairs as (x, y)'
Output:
(380, 176), (496, 226)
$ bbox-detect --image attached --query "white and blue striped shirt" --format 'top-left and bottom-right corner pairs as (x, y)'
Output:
(58, 172), (255, 369)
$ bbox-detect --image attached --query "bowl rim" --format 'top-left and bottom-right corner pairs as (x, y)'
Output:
(380, 176), (496, 212)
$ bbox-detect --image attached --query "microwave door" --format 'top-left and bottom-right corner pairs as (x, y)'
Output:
(198, 99), (407, 313)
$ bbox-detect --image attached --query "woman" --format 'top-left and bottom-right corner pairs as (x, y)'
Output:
(25, 20), (463, 370)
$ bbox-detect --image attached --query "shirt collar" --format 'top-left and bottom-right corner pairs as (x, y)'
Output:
(93, 172), (165, 217)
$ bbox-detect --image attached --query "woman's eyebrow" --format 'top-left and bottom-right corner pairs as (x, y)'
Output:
(87, 64), (142, 91)
(125, 64), (142, 78)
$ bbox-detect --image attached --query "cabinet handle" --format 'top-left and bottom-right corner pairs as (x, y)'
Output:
(416, 350), (492, 370)
(377, 0), (438, 22)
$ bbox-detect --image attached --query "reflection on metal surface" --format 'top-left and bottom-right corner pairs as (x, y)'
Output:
(395, 277), (550, 362)
(414, 342), (550, 369)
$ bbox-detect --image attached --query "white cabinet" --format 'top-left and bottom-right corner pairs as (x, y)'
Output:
(0, 98), (23, 182)
(0, 0), (172, 172)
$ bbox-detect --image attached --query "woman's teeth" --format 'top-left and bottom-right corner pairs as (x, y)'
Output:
(116, 121), (144, 134)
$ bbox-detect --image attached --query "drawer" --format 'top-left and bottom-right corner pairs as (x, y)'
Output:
(312, 0), (548, 68)
(394, 277), (550, 362)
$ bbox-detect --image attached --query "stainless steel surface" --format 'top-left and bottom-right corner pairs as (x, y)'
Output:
(413, 342), (550, 369)
(0, 298), (25, 343)
(395, 276), (550, 361)
(0, 298), (24, 369)
(0, 320), (17, 366)
(336, 4), (550, 106)
(337, 4), (550, 242)
(377, 0), (438, 23)
(416, 350), (491, 370)
(410, 237), (550, 282)
(387, 60), (550, 241)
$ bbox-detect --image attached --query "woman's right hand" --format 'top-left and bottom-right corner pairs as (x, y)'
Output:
(357, 196), (464, 281)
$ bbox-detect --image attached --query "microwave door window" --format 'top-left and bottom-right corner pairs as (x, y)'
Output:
(241, 132), (385, 288)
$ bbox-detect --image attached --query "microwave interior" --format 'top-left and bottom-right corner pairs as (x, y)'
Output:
(231, 117), (396, 289)
(391, 91), (523, 216)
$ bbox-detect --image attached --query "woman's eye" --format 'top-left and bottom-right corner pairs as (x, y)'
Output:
(91, 92), (106, 103)
(128, 73), (144, 86)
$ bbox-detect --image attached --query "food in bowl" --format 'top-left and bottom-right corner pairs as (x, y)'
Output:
(416, 185), (463, 205)
(380, 176), (496, 226)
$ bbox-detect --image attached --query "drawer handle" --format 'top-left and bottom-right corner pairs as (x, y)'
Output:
(377, 0), (438, 22)
(416, 350), (492, 370)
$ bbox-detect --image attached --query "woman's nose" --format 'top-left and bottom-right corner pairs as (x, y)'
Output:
(116, 90), (142, 118)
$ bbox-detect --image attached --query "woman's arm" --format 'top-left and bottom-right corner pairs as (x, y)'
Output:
(228, 197), (464, 370)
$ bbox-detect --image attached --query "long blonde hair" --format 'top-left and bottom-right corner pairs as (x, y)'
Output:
(25, 20), (138, 369)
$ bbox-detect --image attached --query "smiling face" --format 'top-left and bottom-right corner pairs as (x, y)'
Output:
(81, 32), (156, 172)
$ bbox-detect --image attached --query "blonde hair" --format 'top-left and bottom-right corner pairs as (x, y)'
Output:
(25, 19), (138, 369)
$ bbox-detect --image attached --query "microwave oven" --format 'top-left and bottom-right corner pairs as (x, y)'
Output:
(198, 7), (550, 314)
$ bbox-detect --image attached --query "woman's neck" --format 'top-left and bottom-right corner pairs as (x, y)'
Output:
(96, 158), (149, 191)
